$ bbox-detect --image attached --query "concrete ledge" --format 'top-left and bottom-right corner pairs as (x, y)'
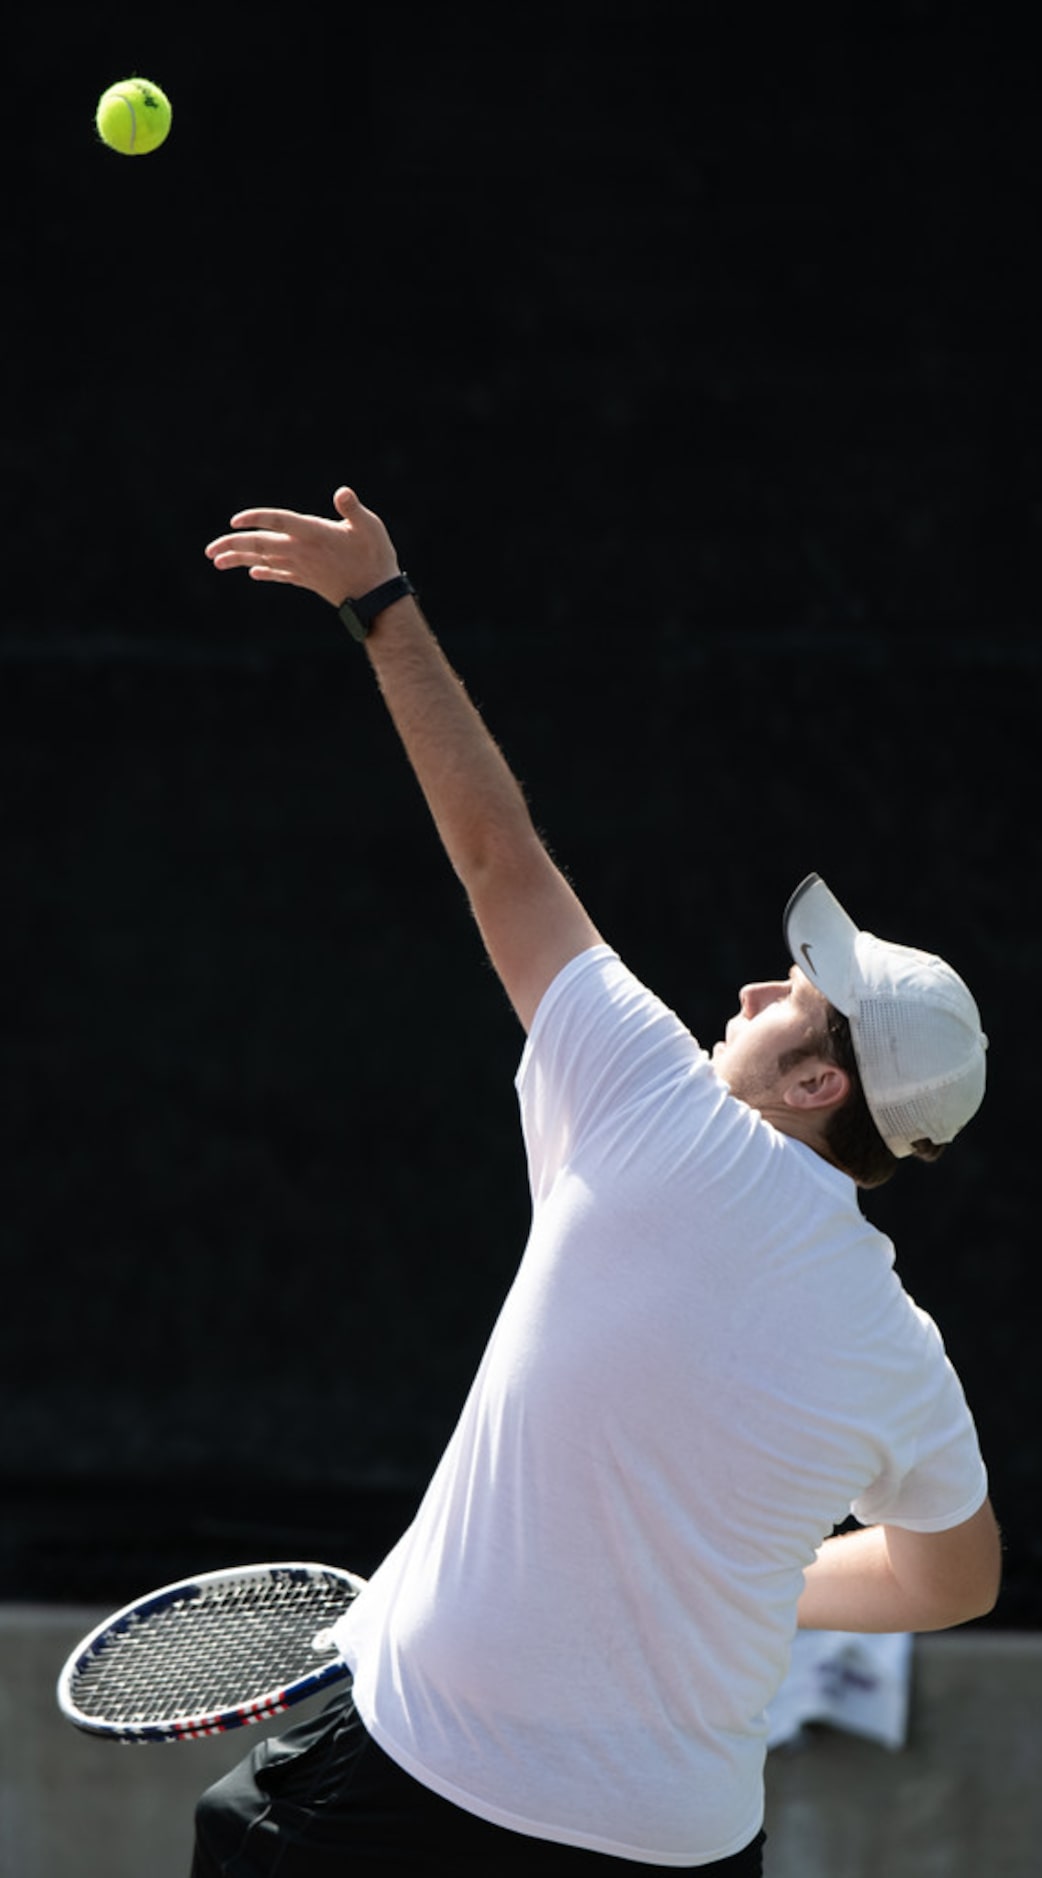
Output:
(2, 1608), (1039, 1877)
(765, 1630), (1042, 1877)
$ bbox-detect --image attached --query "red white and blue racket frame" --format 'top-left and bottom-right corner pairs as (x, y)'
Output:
(57, 1560), (365, 1744)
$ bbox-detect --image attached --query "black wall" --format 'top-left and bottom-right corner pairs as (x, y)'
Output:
(4, 7), (1039, 1622)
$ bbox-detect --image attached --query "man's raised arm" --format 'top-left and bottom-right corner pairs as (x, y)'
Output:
(206, 486), (601, 1030)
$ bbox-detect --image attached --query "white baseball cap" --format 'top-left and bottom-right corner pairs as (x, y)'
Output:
(784, 873), (988, 1158)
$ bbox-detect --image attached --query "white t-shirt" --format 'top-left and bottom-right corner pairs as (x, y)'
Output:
(334, 947), (986, 1866)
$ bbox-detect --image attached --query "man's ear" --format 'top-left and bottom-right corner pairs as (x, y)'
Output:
(782, 1061), (850, 1114)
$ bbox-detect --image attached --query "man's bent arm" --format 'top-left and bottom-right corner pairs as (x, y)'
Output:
(796, 1498), (1001, 1632)
(206, 486), (600, 1029)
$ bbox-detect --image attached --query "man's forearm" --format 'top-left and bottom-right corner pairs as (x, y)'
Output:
(360, 591), (601, 1031)
(363, 594), (537, 895)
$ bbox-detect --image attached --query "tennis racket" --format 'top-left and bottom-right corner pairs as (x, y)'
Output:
(57, 1560), (365, 1743)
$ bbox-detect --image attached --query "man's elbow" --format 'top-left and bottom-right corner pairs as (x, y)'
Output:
(959, 1549), (1003, 1625)
(906, 1565), (1000, 1632)
(886, 1500), (1004, 1631)
(963, 1505), (1005, 1623)
(935, 1570), (1001, 1630)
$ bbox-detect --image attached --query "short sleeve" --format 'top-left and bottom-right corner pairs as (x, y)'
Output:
(851, 1306), (988, 1531)
(516, 947), (718, 1204)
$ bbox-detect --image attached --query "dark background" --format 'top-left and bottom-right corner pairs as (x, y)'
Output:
(4, 7), (1039, 1624)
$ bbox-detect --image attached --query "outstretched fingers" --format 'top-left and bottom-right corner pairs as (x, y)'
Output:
(206, 506), (316, 559)
(206, 526), (291, 559)
(227, 508), (308, 533)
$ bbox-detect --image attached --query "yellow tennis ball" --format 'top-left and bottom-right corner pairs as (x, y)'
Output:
(95, 77), (172, 156)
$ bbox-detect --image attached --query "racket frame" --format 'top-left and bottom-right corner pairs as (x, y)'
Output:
(56, 1560), (365, 1744)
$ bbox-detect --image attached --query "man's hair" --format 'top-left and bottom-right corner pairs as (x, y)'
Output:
(780, 1006), (946, 1189)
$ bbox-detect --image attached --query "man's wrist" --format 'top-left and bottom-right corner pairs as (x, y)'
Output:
(337, 573), (417, 642)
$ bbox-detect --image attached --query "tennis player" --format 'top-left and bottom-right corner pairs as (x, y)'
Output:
(194, 486), (1001, 1874)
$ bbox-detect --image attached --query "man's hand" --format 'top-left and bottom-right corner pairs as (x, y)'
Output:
(205, 487), (400, 607)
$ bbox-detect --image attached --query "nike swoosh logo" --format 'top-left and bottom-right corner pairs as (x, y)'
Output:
(800, 942), (818, 975)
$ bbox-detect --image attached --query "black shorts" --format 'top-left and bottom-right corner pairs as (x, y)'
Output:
(190, 1687), (766, 1875)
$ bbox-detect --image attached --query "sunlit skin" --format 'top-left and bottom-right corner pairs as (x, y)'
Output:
(711, 967), (850, 1148)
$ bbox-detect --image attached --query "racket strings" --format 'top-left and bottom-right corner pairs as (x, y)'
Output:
(68, 1570), (356, 1724)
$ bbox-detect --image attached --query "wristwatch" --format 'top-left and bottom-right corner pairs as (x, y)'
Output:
(337, 573), (417, 643)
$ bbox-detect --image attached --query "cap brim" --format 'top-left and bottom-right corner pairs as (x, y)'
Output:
(784, 874), (860, 1016)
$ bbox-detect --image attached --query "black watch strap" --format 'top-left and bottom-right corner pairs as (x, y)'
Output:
(337, 572), (417, 642)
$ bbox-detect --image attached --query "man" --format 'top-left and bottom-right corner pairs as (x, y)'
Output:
(193, 486), (1000, 1874)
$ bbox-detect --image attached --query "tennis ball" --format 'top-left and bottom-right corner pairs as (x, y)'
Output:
(95, 77), (172, 156)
